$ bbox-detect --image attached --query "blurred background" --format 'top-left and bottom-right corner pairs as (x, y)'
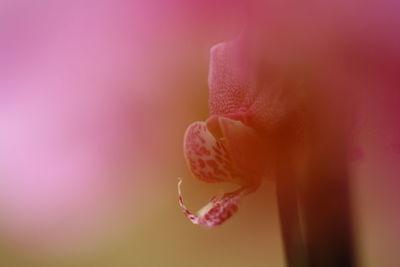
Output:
(0, 1), (399, 266)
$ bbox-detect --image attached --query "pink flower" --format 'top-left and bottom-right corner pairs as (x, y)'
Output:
(178, 38), (304, 227)
(178, 2), (395, 224)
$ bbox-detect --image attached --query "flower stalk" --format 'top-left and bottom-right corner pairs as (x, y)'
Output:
(299, 90), (356, 267)
(275, 83), (357, 267)
(276, 164), (307, 267)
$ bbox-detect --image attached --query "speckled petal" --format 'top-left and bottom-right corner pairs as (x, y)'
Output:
(183, 120), (243, 184)
(180, 116), (262, 227)
(178, 179), (254, 227)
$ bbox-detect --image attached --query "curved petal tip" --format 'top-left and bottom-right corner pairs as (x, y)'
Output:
(178, 179), (244, 227)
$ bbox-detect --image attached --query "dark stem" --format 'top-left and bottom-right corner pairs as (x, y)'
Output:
(297, 81), (357, 267)
(275, 117), (307, 267)
(276, 168), (307, 267)
(274, 80), (357, 267)
(300, 155), (356, 267)
(299, 121), (356, 267)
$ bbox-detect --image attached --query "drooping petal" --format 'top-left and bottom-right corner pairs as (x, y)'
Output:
(178, 179), (249, 227)
(180, 116), (263, 227)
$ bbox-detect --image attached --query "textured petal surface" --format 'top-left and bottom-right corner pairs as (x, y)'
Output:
(208, 42), (256, 116)
(184, 120), (241, 184)
(208, 41), (294, 132)
(181, 116), (262, 227)
(178, 179), (248, 227)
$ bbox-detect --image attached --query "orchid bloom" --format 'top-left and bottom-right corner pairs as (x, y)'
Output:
(178, 39), (303, 227)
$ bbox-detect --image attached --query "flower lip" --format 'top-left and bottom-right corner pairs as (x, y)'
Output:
(178, 178), (253, 227)
(180, 114), (263, 227)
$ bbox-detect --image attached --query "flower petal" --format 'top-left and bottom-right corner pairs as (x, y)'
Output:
(217, 116), (264, 184)
(181, 116), (263, 227)
(178, 179), (253, 227)
(208, 42), (256, 116)
(183, 120), (242, 184)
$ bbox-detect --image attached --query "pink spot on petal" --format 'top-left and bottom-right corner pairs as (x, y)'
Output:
(177, 179), (248, 227)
